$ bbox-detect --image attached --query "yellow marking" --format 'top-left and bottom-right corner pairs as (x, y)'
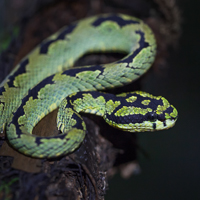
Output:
(68, 58), (74, 67)
(72, 93), (105, 116)
(40, 112), (46, 120)
(115, 106), (152, 116)
(82, 121), (86, 130)
(106, 100), (121, 115)
(68, 93), (76, 98)
(134, 91), (161, 100)
(100, 42), (106, 51)
(49, 103), (57, 111)
(156, 97), (170, 115)
(84, 108), (96, 114)
(126, 96), (137, 103)
(57, 65), (63, 72)
(105, 116), (174, 132)
(117, 93), (127, 97)
(141, 99), (151, 105)
(76, 70), (101, 79)
(170, 105), (178, 118)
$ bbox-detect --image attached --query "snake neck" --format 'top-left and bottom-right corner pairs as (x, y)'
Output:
(64, 91), (117, 117)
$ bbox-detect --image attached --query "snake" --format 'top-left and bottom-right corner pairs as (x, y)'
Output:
(0, 13), (178, 158)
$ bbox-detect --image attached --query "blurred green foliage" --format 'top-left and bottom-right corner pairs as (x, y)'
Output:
(0, 26), (20, 53)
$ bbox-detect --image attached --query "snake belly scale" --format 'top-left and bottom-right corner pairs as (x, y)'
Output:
(0, 14), (178, 158)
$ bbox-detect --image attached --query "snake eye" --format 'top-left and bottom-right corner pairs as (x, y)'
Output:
(148, 112), (157, 122)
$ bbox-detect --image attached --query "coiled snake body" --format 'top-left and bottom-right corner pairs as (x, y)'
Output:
(0, 14), (178, 158)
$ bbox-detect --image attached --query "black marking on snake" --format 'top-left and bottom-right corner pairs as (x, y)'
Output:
(153, 123), (156, 129)
(10, 109), (24, 138)
(92, 15), (139, 27)
(16, 144), (25, 150)
(72, 113), (85, 130)
(114, 94), (164, 111)
(107, 113), (146, 124)
(157, 106), (176, 122)
(9, 75), (54, 138)
(117, 30), (149, 64)
(40, 24), (77, 54)
(17, 143), (33, 151)
(57, 24), (77, 39)
(9, 97), (28, 138)
(107, 111), (160, 125)
(157, 107), (175, 123)
(62, 65), (104, 77)
(133, 72), (141, 76)
(63, 96), (72, 109)
(105, 93), (167, 125)
(7, 59), (29, 88)
(31, 75), (55, 100)
(62, 99), (85, 130)
(0, 86), (5, 94)
(163, 107), (175, 119)
(68, 92), (84, 102)
(157, 113), (166, 122)
(89, 91), (115, 101)
(35, 134), (69, 146)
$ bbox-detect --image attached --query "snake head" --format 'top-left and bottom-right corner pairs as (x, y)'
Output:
(104, 91), (178, 132)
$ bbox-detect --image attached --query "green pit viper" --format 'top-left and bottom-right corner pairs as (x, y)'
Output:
(0, 13), (178, 158)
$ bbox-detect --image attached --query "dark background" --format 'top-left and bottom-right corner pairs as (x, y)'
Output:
(106, 1), (200, 199)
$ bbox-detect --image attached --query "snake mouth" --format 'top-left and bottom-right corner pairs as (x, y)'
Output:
(161, 118), (177, 130)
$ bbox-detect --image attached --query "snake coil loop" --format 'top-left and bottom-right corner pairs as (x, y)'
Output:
(0, 14), (178, 158)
